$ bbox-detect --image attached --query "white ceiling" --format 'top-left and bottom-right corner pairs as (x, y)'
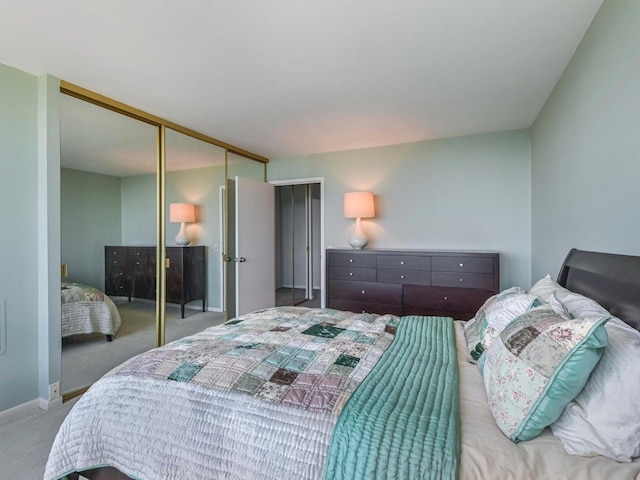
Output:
(1, 0), (603, 160)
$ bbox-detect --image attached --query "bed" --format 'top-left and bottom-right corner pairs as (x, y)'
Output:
(45, 249), (640, 479)
(61, 282), (122, 341)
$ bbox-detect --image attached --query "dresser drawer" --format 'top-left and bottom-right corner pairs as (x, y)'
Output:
(377, 269), (430, 285)
(329, 266), (377, 282)
(329, 299), (403, 316)
(431, 256), (495, 274)
(106, 247), (130, 266)
(431, 272), (495, 290)
(329, 252), (377, 268)
(403, 285), (491, 319)
(377, 255), (431, 271)
(404, 285), (491, 311)
(329, 280), (402, 305)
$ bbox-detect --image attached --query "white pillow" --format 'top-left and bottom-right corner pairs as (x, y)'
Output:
(551, 314), (640, 462)
(528, 274), (571, 303)
(549, 291), (610, 318)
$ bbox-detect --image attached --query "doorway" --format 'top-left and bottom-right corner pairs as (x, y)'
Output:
(273, 179), (324, 308)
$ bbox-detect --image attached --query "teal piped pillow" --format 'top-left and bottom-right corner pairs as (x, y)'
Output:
(482, 306), (609, 443)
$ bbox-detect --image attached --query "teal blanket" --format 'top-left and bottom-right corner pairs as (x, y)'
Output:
(324, 316), (460, 480)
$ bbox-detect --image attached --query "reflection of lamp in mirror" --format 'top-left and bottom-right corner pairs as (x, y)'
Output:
(169, 203), (196, 246)
(344, 191), (375, 249)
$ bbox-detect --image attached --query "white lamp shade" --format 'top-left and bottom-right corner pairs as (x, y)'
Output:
(169, 203), (195, 223)
(344, 192), (375, 219)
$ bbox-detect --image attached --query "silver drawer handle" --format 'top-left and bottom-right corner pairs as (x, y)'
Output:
(349, 272), (353, 276)
(400, 261), (404, 265)
(113, 260), (118, 264)
(459, 278), (464, 282)
(444, 296), (448, 301)
(361, 290), (366, 294)
(349, 259), (353, 263)
(460, 263), (464, 267)
(400, 275), (405, 279)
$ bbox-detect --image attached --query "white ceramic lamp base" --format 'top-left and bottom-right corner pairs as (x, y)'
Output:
(174, 222), (191, 246)
(349, 218), (368, 249)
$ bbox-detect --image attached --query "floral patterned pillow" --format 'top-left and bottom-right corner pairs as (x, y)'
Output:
(482, 306), (609, 443)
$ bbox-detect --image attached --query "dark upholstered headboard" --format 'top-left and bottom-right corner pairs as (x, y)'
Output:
(557, 249), (640, 331)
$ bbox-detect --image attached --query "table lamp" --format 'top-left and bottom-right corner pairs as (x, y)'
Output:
(169, 203), (196, 246)
(344, 191), (375, 249)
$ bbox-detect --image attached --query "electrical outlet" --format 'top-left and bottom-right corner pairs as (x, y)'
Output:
(49, 382), (60, 401)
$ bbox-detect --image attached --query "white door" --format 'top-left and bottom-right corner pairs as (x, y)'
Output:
(235, 176), (276, 316)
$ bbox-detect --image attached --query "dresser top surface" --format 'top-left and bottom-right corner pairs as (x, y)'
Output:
(327, 248), (498, 256)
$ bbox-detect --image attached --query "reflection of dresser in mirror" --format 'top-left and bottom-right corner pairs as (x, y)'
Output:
(105, 246), (206, 318)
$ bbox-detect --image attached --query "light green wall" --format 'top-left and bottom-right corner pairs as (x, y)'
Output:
(0, 64), (40, 410)
(121, 174), (157, 246)
(268, 130), (532, 289)
(531, 0), (640, 281)
(60, 168), (122, 289)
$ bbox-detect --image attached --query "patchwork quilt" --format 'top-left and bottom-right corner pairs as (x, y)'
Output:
(109, 306), (398, 415)
(45, 307), (460, 480)
(61, 282), (122, 338)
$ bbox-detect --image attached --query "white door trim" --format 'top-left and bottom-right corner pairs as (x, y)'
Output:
(270, 177), (325, 308)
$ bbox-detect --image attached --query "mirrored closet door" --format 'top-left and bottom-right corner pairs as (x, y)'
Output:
(275, 183), (321, 307)
(163, 128), (227, 343)
(60, 93), (158, 396)
(59, 84), (270, 399)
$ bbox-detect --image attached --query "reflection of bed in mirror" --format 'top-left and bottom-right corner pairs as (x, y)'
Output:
(61, 282), (122, 341)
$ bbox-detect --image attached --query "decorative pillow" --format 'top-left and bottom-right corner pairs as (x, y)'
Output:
(482, 306), (609, 443)
(551, 315), (640, 462)
(528, 274), (571, 303)
(464, 287), (525, 363)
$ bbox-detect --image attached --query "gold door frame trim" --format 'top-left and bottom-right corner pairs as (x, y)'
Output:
(157, 125), (167, 347)
(60, 80), (269, 164)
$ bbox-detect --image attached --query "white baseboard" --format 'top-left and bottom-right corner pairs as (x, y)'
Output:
(39, 396), (63, 411)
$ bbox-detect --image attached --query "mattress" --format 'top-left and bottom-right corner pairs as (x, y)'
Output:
(61, 282), (122, 338)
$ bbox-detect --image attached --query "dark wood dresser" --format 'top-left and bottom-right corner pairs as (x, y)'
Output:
(326, 249), (499, 320)
(104, 246), (206, 318)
